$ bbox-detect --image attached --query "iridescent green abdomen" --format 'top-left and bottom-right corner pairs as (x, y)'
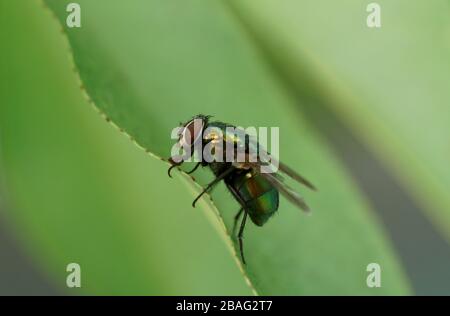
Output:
(226, 170), (279, 226)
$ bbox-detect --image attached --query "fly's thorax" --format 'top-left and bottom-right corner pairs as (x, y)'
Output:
(202, 122), (262, 165)
(202, 122), (236, 163)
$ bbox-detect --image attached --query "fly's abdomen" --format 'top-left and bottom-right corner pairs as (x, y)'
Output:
(230, 171), (279, 226)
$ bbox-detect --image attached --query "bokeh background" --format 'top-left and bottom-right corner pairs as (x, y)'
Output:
(0, 0), (449, 295)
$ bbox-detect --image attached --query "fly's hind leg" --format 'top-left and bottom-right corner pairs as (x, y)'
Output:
(232, 207), (243, 236)
(226, 184), (250, 264)
(238, 211), (248, 265)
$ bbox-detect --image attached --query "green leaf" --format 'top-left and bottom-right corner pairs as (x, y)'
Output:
(227, 0), (450, 241)
(10, 0), (410, 294)
(0, 0), (252, 295)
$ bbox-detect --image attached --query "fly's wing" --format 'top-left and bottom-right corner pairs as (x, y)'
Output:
(240, 160), (311, 212)
(276, 160), (317, 191)
(259, 170), (311, 212)
(244, 134), (317, 191)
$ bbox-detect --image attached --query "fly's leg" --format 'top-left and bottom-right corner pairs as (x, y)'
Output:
(232, 208), (243, 236)
(186, 162), (201, 175)
(167, 164), (179, 178)
(226, 184), (251, 264)
(168, 161), (200, 178)
(167, 157), (183, 178)
(238, 211), (248, 265)
(192, 167), (235, 207)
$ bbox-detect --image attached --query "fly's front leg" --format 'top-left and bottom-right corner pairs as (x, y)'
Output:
(167, 156), (184, 178)
(192, 167), (235, 207)
(186, 162), (201, 175)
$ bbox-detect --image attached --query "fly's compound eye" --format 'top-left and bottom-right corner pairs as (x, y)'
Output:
(180, 118), (204, 147)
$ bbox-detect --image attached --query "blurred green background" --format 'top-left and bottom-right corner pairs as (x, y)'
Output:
(0, 0), (449, 295)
